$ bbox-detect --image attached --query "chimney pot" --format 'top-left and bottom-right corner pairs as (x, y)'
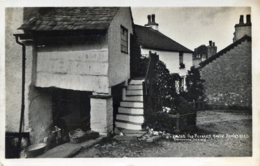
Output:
(147, 15), (151, 23)
(246, 14), (251, 24)
(239, 15), (244, 24)
(209, 40), (212, 46)
(213, 42), (215, 46)
(152, 14), (155, 23)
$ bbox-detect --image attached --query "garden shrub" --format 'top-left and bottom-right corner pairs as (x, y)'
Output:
(181, 66), (205, 102)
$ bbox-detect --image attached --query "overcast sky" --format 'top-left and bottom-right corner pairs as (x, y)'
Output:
(131, 7), (250, 51)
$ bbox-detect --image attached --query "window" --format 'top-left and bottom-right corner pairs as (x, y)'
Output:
(121, 26), (128, 53)
(179, 52), (185, 69)
(179, 52), (183, 63)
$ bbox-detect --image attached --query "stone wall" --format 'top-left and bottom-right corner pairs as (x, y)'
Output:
(6, 8), (53, 144)
(5, 8), (24, 132)
(234, 26), (251, 42)
(108, 7), (133, 86)
(200, 40), (251, 109)
(90, 97), (113, 135)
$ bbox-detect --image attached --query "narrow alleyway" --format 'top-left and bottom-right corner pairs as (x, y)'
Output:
(74, 110), (252, 157)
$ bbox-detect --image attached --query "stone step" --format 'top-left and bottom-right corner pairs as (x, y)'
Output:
(116, 114), (144, 123)
(127, 85), (143, 90)
(126, 89), (143, 95)
(118, 128), (147, 135)
(118, 107), (144, 115)
(120, 101), (143, 108)
(115, 121), (142, 130)
(125, 95), (143, 102)
(129, 79), (144, 85)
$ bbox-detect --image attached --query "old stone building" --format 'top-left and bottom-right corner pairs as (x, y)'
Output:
(6, 7), (134, 147)
(198, 15), (252, 109)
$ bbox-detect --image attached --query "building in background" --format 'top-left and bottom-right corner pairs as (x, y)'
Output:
(199, 15), (252, 109)
(134, 14), (193, 90)
(193, 41), (217, 67)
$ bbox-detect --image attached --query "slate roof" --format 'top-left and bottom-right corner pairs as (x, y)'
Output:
(194, 45), (207, 55)
(198, 35), (251, 69)
(134, 24), (193, 53)
(18, 7), (120, 31)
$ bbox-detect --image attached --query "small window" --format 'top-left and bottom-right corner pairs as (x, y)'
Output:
(179, 52), (183, 64)
(179, 52), (185, 69)
(121, 26), (128, 54)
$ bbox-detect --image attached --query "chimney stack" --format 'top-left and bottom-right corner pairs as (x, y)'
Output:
(207, 41), (217, 58)
(239, 15), (244, 24)
(233, 14), (251, 42)
(145, 14), (159, 31)
(246, 14), (251, 25)
(152, 14), (155, 23)
(147, 15), (151, 23)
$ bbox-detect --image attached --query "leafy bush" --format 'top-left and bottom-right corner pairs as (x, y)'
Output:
(181, 66), (205, 102)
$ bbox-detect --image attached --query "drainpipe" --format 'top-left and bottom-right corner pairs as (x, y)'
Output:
(14, 34), (26, 154)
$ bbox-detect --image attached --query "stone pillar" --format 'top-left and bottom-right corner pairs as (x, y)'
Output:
(90, 94), (113, 136)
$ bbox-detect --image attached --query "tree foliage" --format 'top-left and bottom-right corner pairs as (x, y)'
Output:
(181, 66), (205, 102)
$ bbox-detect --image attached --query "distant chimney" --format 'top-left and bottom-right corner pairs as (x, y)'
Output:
(147, 15), (151, 23)
(239, 15), (244, 24)
(246, 14), (251, 25)
(209, 40), (212, 46)
(151, 14), (155, 23)
(145, 14), (159, 31)
(233, 14), (251, 42)
(207, 41), (217, 58)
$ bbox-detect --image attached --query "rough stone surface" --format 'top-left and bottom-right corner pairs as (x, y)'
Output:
(80, 136), (106, 149)
(37, 143), (82, 158)
(37, 136), (106, 158)
(200, 40), (251, 108)
(75, 110), (252, 158)
(5, 9), (53, 145)
(5, 8), (25, 132)
(113, 135), (137, 141)
(90, 97), (113, 135)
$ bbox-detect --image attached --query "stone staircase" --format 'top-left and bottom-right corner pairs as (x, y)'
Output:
(115, 78), (146, 136)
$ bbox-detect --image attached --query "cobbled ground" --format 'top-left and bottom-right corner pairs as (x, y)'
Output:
(75, 110), (252, 157)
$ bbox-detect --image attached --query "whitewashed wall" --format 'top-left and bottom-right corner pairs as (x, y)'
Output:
(108, 8), (133, 86)
(5, 8), (28, 132)
(35, 38), (111, 93)
(141, 48), (193, 76)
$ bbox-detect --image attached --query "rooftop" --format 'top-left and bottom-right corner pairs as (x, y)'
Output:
(18, 7), (120, 31)
(134, 24), (193, 53)
(198, 35), (251, 69)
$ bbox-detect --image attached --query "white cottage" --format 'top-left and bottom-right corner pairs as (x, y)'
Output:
(6, 7), (134, 147)
(134, 14), (193, 90)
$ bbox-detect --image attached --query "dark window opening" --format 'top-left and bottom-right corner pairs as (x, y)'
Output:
(121, 26), (128, 54)
(179, 52), (185, 69)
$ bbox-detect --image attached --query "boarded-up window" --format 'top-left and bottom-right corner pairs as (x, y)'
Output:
(121, 26), (128, 54)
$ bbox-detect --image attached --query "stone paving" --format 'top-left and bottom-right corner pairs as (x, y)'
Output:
(75, 110), (252, 157)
